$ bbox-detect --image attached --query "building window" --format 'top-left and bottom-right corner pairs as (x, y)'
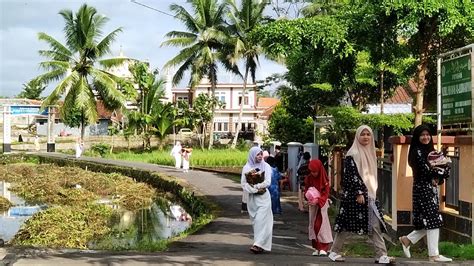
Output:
(215, 92), (226, 103)
(238, 96), (249, 105)
(223, 122), (228, 132)
(177, 96), (188, 101)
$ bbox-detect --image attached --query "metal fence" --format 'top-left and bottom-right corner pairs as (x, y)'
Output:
(377, 157), (393, 216)
(445, 148), (460, 209)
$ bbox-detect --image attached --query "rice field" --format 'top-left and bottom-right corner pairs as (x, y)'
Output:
(104, 149), (249, 168)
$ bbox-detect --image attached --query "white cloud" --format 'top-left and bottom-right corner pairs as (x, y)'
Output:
(0, 0), (287, 97)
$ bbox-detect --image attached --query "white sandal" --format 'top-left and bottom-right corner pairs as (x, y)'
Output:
(328, 252), (345, 262)
(399, 236), (411, 258)
(430, 255), (452, 262)
(376, 255), (395, 264)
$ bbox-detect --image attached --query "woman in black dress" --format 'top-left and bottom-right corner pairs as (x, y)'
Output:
(329, 125), (393, 264)
(399, 125), (452, 262)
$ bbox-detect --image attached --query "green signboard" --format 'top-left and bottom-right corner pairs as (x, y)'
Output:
(441, 54), (472, 124)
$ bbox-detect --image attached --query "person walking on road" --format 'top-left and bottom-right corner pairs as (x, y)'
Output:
(266, 156), (282, 215)
(297, 152), (311, 212)
(398, 125), (452, 262)
(182, 146), (192, 173)
(304, 159), (333, 256)
(241, 146), (273, 254)
(34, 135), (40, 152)
(329, 125), (394, 264)
(170, 141), (182, 169)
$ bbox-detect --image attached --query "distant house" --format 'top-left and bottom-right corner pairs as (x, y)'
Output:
(171, 79), (279, 140)
(366, 86), (413, 114)
(35, 101), (123, 137)
(255, 97), (280, 140)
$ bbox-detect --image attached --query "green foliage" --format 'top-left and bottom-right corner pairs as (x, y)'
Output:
(91, 143), (111, 157)
(250, 16), (354, 59)
(61, 105), (83, 129)
(0, 196), (12, 211)
(323, 106), (434, 146)
(17, 79), (45, 100)
(268, 104), (314, 143)
(11, 204), (112, 249)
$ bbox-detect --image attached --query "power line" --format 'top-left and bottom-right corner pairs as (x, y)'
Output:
(130, 0), (175, 17)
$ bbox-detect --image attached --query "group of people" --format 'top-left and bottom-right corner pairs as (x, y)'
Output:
(240, 124), (452, 263)
(170, 141), (192, 172)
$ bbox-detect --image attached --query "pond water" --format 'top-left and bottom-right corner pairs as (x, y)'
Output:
(0, 181), (45, 241)
(0, 181), (191, 249)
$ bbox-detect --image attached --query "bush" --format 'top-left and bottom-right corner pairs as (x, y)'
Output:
(91, 143), (111, 157)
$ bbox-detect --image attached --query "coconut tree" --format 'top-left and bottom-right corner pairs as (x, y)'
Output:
(35, 4), (127, 139)
(226, 0), (268, 148)
(162, 0), (238, 149)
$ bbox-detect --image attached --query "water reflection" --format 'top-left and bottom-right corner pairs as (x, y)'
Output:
(91, 201), (191, 249)
(0, 181), (44, 242)
(0, 180), (191, 249)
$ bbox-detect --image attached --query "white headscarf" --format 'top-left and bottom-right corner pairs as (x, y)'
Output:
(170, 141), (182, 156)
(346, 125), (378, 199)
(244, 146), (265, 170)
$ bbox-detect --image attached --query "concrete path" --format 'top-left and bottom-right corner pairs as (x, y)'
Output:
(1, 153), (472, 265)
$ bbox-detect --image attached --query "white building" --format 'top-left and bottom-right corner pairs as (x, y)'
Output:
(171, 80), (277, 139)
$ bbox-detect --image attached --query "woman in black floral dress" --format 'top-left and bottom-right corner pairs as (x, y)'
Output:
(399, 125), (452, 262)
(328, 125), (393, 264)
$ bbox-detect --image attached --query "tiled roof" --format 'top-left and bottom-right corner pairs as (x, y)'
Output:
(257, 97), (279, 108)
(386, 86), (413, 104)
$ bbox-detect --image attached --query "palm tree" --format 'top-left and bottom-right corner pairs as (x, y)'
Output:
(35, 4), (127, 139)
(226, 0), (267, 148)
(162, 0), (238, 149)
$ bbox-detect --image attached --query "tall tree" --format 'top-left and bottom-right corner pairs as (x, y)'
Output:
(35, 4), (127, 139)
(226, 0), (268, 148)
(383, 0), (474, 126)
(162, 0), (238, 149)
(18, 79), (46, 100)
(127, 62), (166, 150)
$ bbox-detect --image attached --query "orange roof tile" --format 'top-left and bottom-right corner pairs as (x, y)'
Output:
(386, 86), (413, 104)
(257, 97), (279, 108)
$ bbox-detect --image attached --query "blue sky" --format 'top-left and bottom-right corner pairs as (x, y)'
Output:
(0, 0), (286, 97)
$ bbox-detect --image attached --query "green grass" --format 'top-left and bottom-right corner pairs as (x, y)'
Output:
(97, 148), (249, 168)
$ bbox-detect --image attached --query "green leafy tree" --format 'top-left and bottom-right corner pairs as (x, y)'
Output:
(192, 93), (224, 149)
(153, 102), (177, 150)
(382, 0), (474, 125)
(35, 4), (127, 139)
(18, 79), (46, 100)
(162, 0), (238, 149)
(226, 0), (268, 148)
(126, 62), (166, 150)
(268, 103), (313, 143)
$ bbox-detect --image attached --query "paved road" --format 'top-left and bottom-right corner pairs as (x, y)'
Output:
(1, 153), (472, 265)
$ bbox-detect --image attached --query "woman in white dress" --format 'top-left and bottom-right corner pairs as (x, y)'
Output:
(170, 141), (182, 169)
(75, 137), (84, 158)
(182, 147), (192, 173)
(241, 146), (273, 253)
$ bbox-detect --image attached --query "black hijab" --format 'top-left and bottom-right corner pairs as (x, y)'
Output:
(408, 125), (435, 167)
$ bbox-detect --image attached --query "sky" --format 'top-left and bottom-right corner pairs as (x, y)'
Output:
(0, 0), (287, 98)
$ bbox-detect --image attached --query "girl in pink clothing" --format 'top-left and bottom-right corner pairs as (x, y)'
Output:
(304, 159), (333, 256)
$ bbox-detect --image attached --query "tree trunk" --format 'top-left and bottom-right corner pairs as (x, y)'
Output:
(208, 73), (217, 150)
(80, 110), (85, 141)
(379, 70), (385, 156)
(231, 69), (249, 149)
(413, 55), (429, 126)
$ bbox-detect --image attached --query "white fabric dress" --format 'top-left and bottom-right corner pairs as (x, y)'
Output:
(170, 144), (182, 169)
(241, 147), (274, 251)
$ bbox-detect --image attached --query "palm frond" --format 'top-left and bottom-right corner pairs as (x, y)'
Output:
(96, 28), (123, 57)
(35, 69), (69, 85)
(38, 60), (70, 71)
(170, 4), (199, 33)
(98, 57), (131, 69)
(41, 71), (78, 109)
(37, 32), (72, 59)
